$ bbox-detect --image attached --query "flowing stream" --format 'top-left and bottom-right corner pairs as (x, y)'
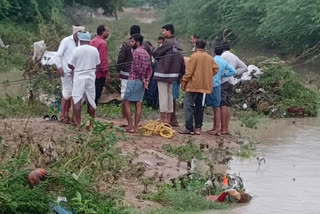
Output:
(199, 118), (320, 214)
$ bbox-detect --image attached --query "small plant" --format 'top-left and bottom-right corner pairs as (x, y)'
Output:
(162, 140), (203, 162)
(239, 110), (264, 129)
(71, 192), (98, 214)
(143, 178), (227, 212)
(238, 142), (256, 158)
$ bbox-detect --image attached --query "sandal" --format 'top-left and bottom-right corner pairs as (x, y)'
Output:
(124, 128), (136, 133)
(207, 130), (221, 136)
(179, 130), (195, 135)
(170, 122), (180, 127)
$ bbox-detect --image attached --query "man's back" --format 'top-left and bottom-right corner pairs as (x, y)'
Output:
(183, 51), (218, 94)
(213, 55), (236, 87)
(69, 45), (100, 80)
(221, 51), (247, 85)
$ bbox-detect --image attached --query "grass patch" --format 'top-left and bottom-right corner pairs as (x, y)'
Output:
(237, 142), (257, 158)
(0, 118), (131, 213)
(0, 96), (58, 119)
(238, 110), (264, 129)
(141, 178), (227, 213)
(96, 103), (158, 120)
(162, 140), (203, 162)
(259, 63), (319, 117)
(234, 58), (320, 118)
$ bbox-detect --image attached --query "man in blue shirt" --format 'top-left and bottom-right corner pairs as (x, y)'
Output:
(206, 45), (236, 136)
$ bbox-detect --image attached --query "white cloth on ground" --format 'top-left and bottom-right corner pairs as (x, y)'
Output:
(56, 35), (80, 99)
(221, 51), (248, 85)
(69, 44), (100, 108)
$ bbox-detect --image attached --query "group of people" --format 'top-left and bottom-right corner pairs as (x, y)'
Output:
(56, 23), (247, 136)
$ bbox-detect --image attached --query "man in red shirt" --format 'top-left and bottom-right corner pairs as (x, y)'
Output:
(89, 25), (110, 105)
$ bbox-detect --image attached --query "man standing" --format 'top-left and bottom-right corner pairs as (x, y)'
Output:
(181, 39), (219, 135)
(123, 34), (152, 133)
(117, 25), (141, 125)
(56, 25), (85, 123)
(68, 32), (100, 129)
(153, 24), (185, 123)
(89, 25), (110, 105)
(220, 41), (248, 135)
(157, 36), (165, 48)
(190, 34), (199, 52)
(206, 45), (236, 136)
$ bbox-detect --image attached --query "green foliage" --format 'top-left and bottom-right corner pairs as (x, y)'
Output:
(162, 140), (203, 161)
(143, 179), (226, 212)
(165, 0), (320, 55)
(128, 0), (174, 8)
(237, 142), (256, 158)
(259, 63), (319, 117)
(0, 0), (63, 22)
(0, 118), (130, 214)
(238, 110), (263, 129)
(0, 96), (58, 119)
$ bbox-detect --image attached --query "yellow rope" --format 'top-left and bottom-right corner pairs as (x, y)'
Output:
(139, 120), (176, 139)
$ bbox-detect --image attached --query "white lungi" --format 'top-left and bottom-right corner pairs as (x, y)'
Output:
(61, 75), (73, 100)
(72, 78), (97, 110)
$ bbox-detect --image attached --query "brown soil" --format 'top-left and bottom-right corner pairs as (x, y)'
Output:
(0, 117), (244, 210)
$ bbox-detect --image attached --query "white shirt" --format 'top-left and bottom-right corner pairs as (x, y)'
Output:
(221, 51), (248, 85)
(56, 35), (79, 75)
(69, 45), (100, 81)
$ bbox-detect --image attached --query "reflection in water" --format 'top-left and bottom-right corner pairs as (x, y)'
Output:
(200, 118), (320, 214)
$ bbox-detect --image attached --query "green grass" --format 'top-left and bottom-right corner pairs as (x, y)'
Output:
(0, 96), (58, 119)
(162, 140), (203, 162)
(141, 178), (227, 213)
(238, 110), (264, 129)
(258, 62), (320, 117)
(0, 118), (131, 214)
(96, 103), (158, 120)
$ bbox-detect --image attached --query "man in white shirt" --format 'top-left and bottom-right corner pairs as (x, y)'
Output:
(220, 41), (248, 135)
(68, 32), (100, 129)
(56, 25), (85, 124)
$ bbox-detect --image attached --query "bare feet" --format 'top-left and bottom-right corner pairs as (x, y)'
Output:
(195, 128), (201, 135)
(124, 127), (136, 133)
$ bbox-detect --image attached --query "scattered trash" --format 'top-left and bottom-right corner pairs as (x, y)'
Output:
(33, 40), (47, 62)
(288, 106), (305, 116)
(43, 115), (59, 121)
(27, 168), (47, 187)
(57, 196), (68, 203)
(52, 205), (73, 214)
(0, 37), (9, 48)
(243, 103), (248, 110)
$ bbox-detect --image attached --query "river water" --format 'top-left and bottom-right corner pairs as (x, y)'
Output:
(200, 118), (320, 214)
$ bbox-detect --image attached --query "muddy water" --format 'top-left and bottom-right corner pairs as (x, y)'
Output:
(199, 118), (320, 214)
